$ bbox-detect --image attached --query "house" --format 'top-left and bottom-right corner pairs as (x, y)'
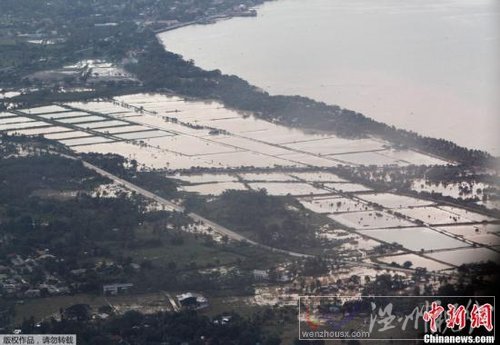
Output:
(176, 292), (208, 310)
(102, 283), (133, 295)
(39, 283), (67, 296)
(70, 268), (87, 276)
(9, 255), (24, 267)
(24, 289), (41, 298)
(214, 315), (232, 325)
(252, 269), (269, 281)
(129, 263), (141, 272)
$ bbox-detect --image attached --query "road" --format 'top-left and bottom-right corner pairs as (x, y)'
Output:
(58, 154), (459, 274)
(68, 155), (314, 258)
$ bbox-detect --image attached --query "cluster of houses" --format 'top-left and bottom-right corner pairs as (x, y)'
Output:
(0, 253), (70, 299)
(252, 266), (294, 283)
(0, 251), (144, 300)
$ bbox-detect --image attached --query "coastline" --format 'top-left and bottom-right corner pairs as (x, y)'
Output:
(153, 10), (258, 34)
(155, 0), (499, 157)
(151, 17), (496, 164)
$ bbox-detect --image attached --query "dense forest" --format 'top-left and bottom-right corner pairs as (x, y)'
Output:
(0, 154), (144, 256)
(18, 309), (287, 345)
(185, 189), (321, 251)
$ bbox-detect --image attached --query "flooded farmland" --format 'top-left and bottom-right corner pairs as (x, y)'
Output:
(2, 92), (498, 271)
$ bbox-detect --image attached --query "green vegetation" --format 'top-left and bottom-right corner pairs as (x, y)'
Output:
(1, 0), (495, 166)
(1, 1), (499, 342)
(0, 154), (146, 257)
(125, 35), (494, 166)
(20, 309), (284, 345)
(82, 152), (179, 199)
(185, 189), (324, 252)
(0, 137), (291, 333)
(328, 164), (500, 217)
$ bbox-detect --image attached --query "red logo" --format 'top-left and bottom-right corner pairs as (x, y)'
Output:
(423, 301), (493, 333)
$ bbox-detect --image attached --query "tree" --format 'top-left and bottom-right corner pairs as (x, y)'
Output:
(403, 261), (413, 269)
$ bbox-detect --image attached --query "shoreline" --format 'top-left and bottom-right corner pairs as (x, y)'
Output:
(153, 11), (258, 34)
(154, 1), (498, 158)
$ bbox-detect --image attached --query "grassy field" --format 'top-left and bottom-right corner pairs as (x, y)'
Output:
(112, 224), (288, 271)
(13, 292), (175, 326)
(14, 294), (107, 325)
(200, 294), (263, 318)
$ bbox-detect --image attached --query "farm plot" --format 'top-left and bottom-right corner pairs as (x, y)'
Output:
(317, 230), (383, 250)
(238, 172), (298, 182)
(120, 96), (220, 113)
(0, 91), (21, 99)
(115, 130), (172, 140)
(463, 234), (500, 247)
(115, 93), (183, 106)
(143, 135), (238, 156)
(358, 227), (469, 252)
(180, 182), (248, 195)
(0, 116), (35, 125)
(172, 106), (242, 122)
(197, 117), (273, 134)
(299, 196), (371, 214)
(316, 229), (358, 241)
(438, 224), (500, 237)
(396, 206), (481, 225)
(71, 141), (214, 170)
(323, 182), (371, 193)
(283, 137), (386, 155)
(56, 115), (107, 124)
(289, 171), (346, 182)
(276, 153), (340, 167)
(66, 101), (139, 115)
(105, 111), (144, 118)
(97, 125), (154, 134)
(377, 254), (452, 271)
(167, 174), (238, 184)
(44, 131), (92, 140)
(426, 247), (499, 266)
(341, 236), (382, 251)
(76, 120), (130, 129)
(38, 111), (91, 120)
(115, 94), (244, 123)
(20, 105), (69, 114)
(357, 193), (434, 209)
(244, 126), (333, 145)
(0, 112), (16, 118)
(115, 93), (183, 104)
(329, 210), (414, 229)
(202, 151), (296, 168)
(248, 182), (329, 196)
(0, 121), (50, 131)
(436, 206), (496, 223)
(379, 149), (448, 165)
(59, 136), (114, 146)
(210, 135), (294, 156)
(123, 115), (215, 136)
(330, 151), (402, 166)
(6, 126), (73, 136)
(411, 180), (492, 201)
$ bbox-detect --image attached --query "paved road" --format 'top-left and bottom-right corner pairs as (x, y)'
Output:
(68, 155), (313, 258)
(58, 154), (459, 273)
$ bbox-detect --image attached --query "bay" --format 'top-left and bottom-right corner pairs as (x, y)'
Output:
(159, 0), (500, 155)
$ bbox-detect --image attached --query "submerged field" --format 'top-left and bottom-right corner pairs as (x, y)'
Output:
(2, 92), (499, 271)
